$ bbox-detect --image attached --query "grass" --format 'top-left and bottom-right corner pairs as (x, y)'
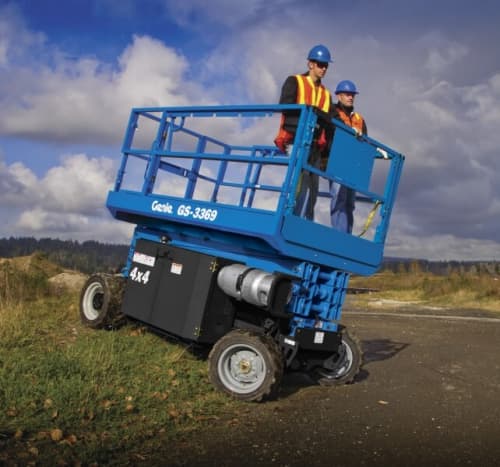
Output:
(348, 270), (500, 312)
(0, 291), (238, 466)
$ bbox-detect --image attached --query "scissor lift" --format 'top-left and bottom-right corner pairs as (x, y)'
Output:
(80, 104), (404, 401)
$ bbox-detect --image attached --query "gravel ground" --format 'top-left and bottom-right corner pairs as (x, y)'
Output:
(153, 306), (500, 467)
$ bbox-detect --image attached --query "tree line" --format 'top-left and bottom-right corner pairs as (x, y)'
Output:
(382, 257), (500, 275)
(0, 237), (498, 276)
(0, 237), (128, 274)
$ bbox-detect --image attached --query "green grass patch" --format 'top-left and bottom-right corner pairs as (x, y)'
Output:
(0, 293), (237, 465)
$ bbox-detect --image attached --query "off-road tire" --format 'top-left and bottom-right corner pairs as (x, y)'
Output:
(79, 273), (126, 329)
(312, 329), (362, 386)
(208, 329), (284, 402)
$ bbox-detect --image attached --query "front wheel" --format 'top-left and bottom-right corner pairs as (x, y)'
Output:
(208, 330), (284, 402)
(311, 330), (362, 386)
(79, 274), (125, 329)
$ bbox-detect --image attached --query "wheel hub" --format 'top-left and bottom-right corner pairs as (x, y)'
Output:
(92, 293), (104, 310)
(238, 359), (252, 374)
(230, 351), (259, 382)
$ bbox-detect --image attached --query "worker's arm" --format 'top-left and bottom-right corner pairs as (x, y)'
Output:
(279, 75), (298, 104)
(278, 76), (301, 134)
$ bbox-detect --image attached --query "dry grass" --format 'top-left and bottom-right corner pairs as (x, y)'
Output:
(348, 270), (500, 312)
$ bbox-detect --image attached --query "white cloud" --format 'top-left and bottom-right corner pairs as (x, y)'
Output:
(15, 207), (133, 243)
(17, 209), (90, 232)
(0, 3), (47, 68)
(0, 31), (209, 144)
(0, 153), (131, 242)
(386, 232), (500, 262)
(38, 154), (115, 213)
(0, 154), (115, 212)
(0, 159), (38, 205)
(423, 40), (468, 77)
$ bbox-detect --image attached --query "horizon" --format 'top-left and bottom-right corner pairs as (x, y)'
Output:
(0, 236), (498, 265)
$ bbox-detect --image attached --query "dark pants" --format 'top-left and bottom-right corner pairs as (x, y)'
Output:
(294, 146), (322, 220)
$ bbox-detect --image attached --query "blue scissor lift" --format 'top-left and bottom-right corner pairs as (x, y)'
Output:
(80, 104), (404, 401)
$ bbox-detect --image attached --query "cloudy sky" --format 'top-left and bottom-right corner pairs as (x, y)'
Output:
(1, 0), (499, 261)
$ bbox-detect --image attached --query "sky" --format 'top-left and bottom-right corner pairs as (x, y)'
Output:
(1, 0), (499, 261)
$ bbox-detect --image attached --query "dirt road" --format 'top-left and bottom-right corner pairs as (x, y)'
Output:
(158, 307), (500, 467)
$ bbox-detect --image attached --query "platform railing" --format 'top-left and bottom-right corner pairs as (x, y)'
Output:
(107, 105), (404, 275)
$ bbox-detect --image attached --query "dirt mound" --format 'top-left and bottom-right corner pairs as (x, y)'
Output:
(48, 271), (88, 293)
(0, 253), (62, 276)
(0, 254), (87, 293)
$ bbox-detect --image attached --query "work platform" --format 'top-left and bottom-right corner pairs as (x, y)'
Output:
(107, 104), (404, 277)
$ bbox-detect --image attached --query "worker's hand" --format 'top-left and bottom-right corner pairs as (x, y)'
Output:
(274, 138), (288, 153)
(316, 130), (327, 152)
(274, 129), (294, 153)
(353, 127), (362, 139)
(376, 147), (389, 159)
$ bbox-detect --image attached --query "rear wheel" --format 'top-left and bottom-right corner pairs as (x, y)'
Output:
(208, 330), (283, 402)
(79, 274), (125, 329)
(311, 330), (362, 386)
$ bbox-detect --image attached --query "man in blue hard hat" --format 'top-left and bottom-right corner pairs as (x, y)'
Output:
(330, 79), (367, 233)
(274, 44), (337, 220)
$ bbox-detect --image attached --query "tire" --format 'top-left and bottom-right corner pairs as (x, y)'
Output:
(208, 330), (284, 402)
(79, 273), (126, 329)
(312, 330), (362, 386)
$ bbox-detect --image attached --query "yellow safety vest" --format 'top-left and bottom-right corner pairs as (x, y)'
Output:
(295, 74), (331, 112)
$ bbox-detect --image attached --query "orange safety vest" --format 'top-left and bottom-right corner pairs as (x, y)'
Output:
(336, 107), (365, 134)
(294, 74), (331, 112)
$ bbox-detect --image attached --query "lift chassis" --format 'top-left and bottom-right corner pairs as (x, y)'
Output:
(80, 104), (404, 401)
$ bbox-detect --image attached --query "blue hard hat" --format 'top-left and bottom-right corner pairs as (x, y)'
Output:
(335, 80), (359, 94)
(307, 44), (333, 63)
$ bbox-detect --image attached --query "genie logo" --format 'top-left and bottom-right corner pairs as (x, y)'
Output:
(151, 200), (173, 214)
